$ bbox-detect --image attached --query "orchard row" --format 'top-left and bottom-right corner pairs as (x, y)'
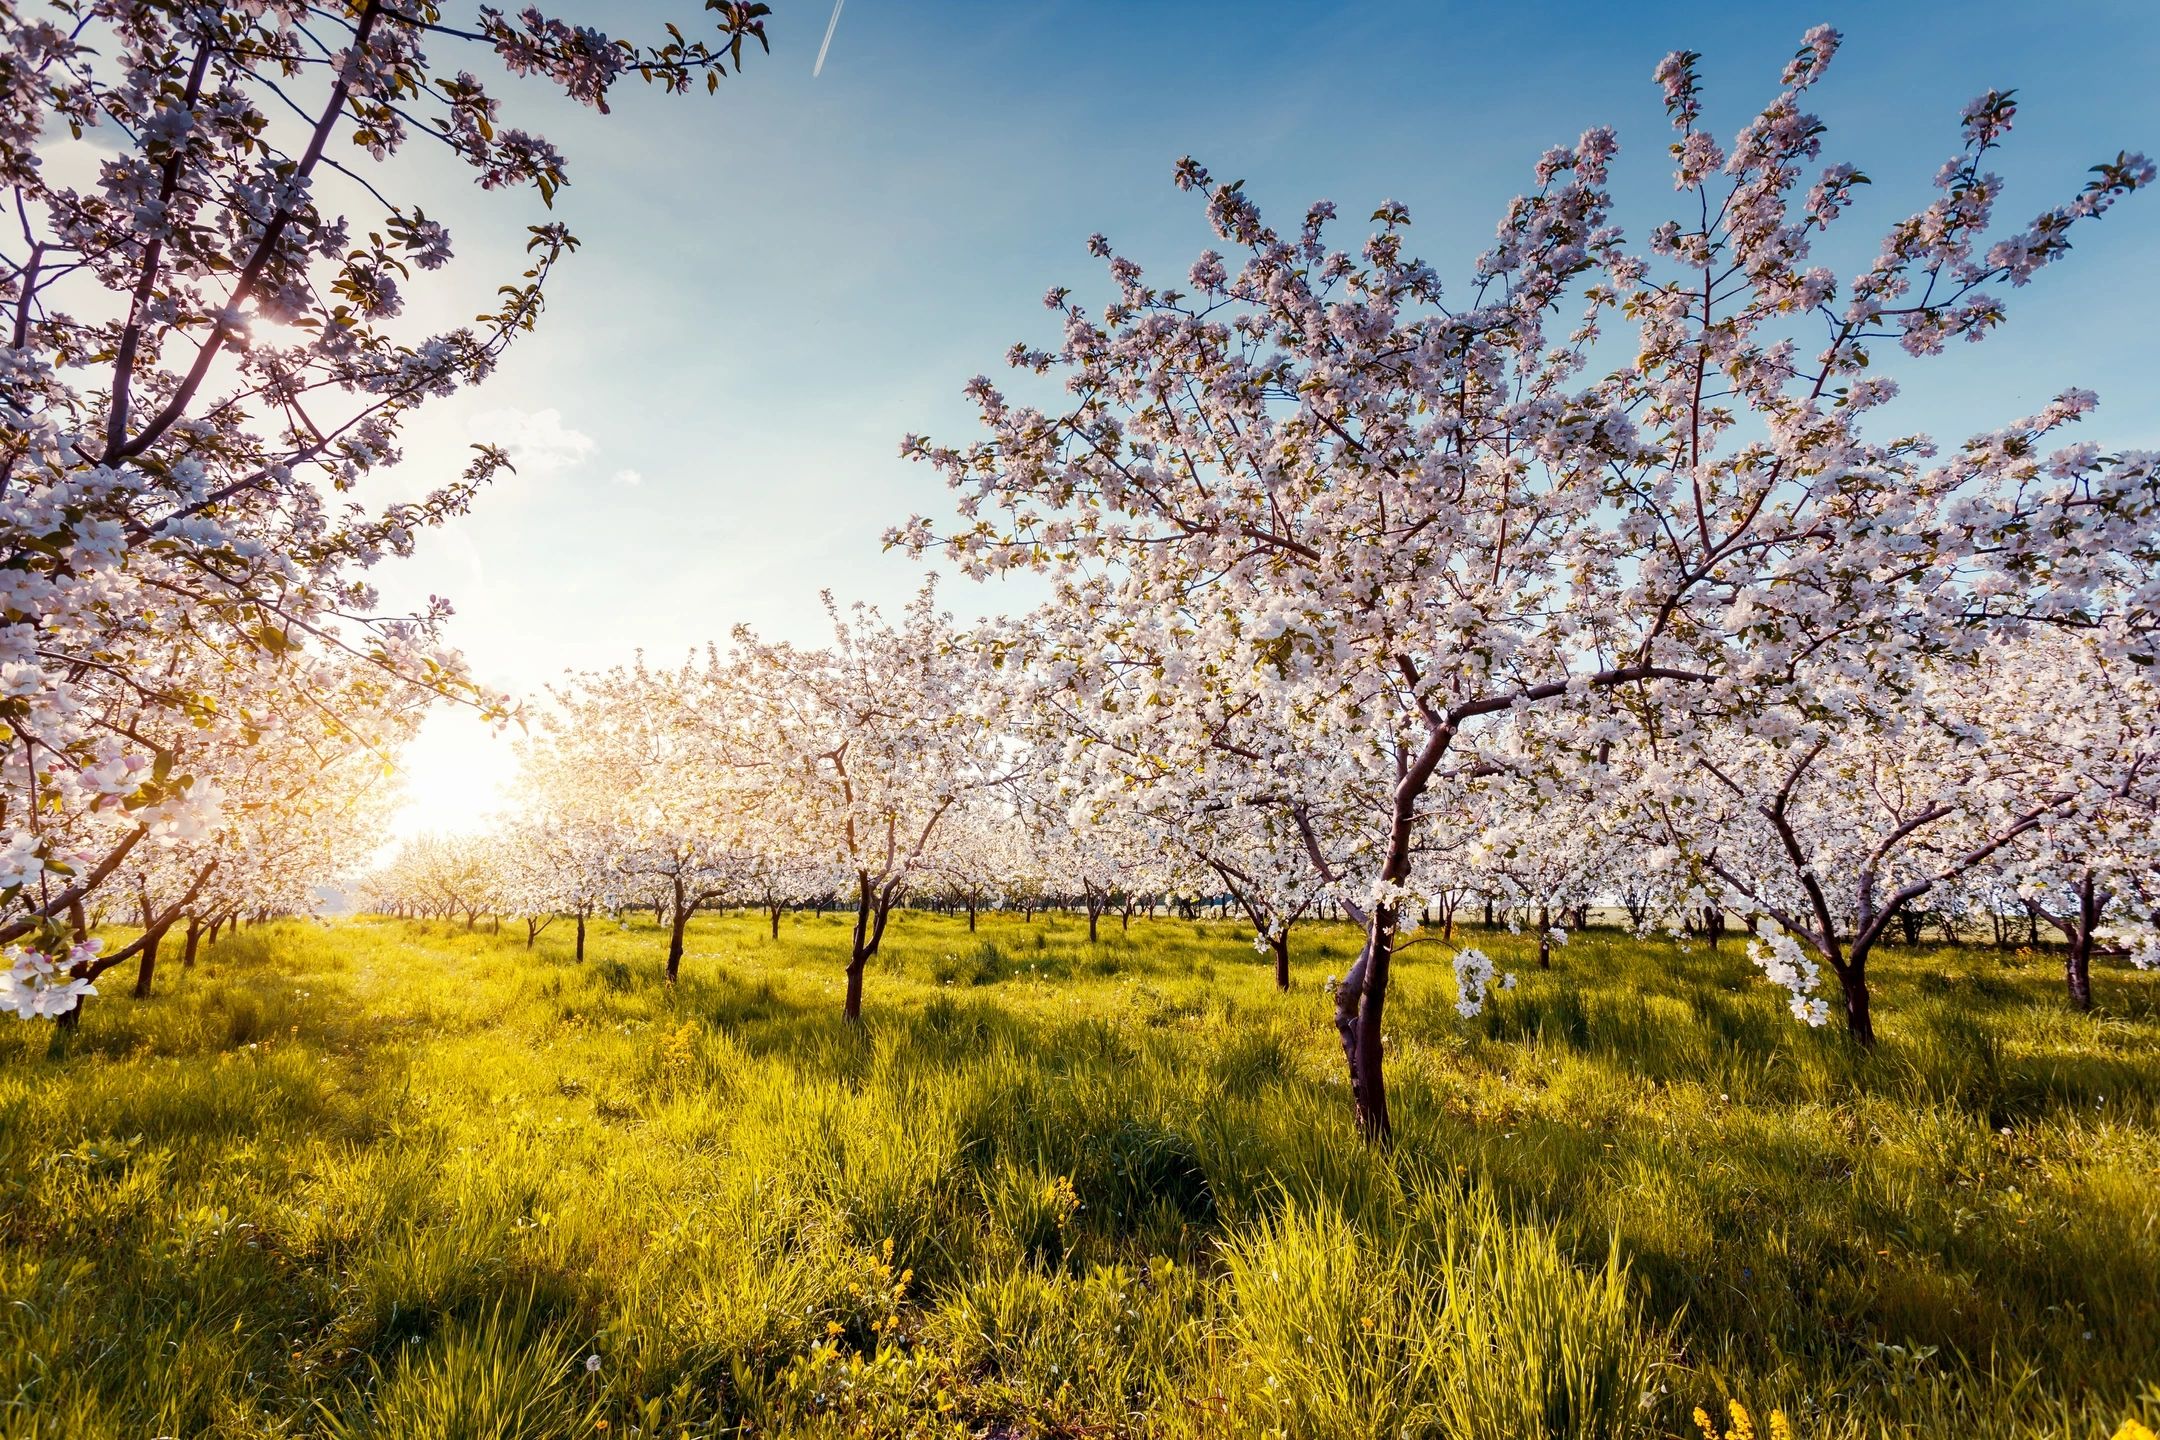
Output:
(5, 14), (2155, 1144)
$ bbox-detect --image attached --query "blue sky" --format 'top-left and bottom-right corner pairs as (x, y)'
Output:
(380, 0), (2160, 830)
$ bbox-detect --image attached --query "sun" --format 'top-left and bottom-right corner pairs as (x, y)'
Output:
(388, 709), (518, 841)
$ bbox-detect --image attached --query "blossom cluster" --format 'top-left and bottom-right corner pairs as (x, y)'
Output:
(1451, 948), (1517, 1020)
(1746, 923), (1831, 1028)
(0, 942), (101, 1020)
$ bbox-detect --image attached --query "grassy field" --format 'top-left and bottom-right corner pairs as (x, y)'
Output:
(1, 910), (2156, 1439)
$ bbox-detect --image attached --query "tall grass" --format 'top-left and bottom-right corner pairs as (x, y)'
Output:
(0, 911), (2155, 1437)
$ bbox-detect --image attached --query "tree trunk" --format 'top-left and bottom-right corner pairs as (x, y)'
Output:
(1337, 905), (1395, 1144)
(1832, 946), (1875, 1047)
(844, 875), (891, 1022)
(967, 898), (977, 932)
(1483, 898), (1494, 929)
(666, 878), (689, 983)
(844, 954), (866, 1021)
(1271, 933), (1291, 991)
(133, 929), (161, 999)
(1704, 906), (1725, 952)
(1338, 835), (1414, 1144)
(2066, 931), (2094, 1012)
(769, 903), (783, 940)
(1087, 905), (1100, 943)
(575, 912), (587, 962)
(182, 917), (202, 969)
(2065, 873), (2103, 1012)
(1537, 906), (1552, 969)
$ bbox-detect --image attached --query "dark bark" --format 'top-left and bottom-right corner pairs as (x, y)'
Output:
(1834, 951), (1874, 1046)
(132, 929), (160, 999)
(1703, 906), (1726, 952)
(2060, 873), (2106, 1012)
(1816, 916), (1882, 1049)
(966, 898), (977, 932)
(1335, 799), (1421, 1141)
(769, 902), (783, 940)
(575, 912), (587, 962)
(1271, 933), (1291, 991)
(1336, 906), (1395, 1144)
(844, 873), (898, 1022)
(844, 955), (865, 1019)
(2066, 930), (2094, 1012)
(666, 878), (688, 984)
(181, 917), (202, 969)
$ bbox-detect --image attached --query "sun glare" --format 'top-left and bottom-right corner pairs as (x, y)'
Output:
(387, 710), (517, 841)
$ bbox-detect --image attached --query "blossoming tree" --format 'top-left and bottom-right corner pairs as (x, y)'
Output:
(0, 1), (775, 1009)
(896, 29), (2153, 1137)
(522, 657), (747, 982)
(729, 583), (1013, 1020)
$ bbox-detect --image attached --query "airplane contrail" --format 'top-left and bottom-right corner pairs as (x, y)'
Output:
(813, 0), (847, 77)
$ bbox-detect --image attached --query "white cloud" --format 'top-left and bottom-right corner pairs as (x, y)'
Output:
(466, 406), (596, 475)
(611, 467), (643, 486)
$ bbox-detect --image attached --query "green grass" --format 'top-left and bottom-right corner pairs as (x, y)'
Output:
(2, 911), (2157, 1438)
